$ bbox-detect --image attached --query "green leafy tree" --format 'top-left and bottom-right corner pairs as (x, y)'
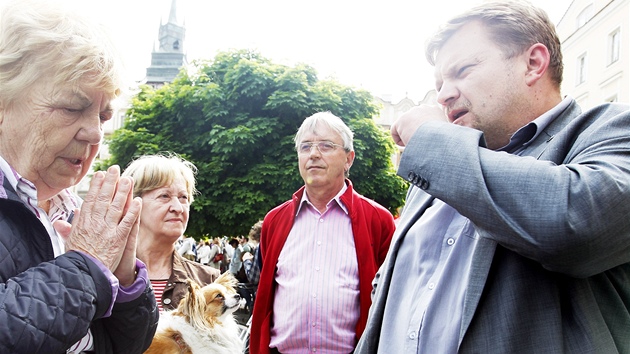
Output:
(97, 49), (408, 238)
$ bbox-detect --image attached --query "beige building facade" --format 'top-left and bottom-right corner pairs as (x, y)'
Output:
(373, 91), (437, 131)
(373, 91), (437, 167)
(556, 0), (629, 109)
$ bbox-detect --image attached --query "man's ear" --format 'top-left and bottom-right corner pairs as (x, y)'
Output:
(345, 150), (355, 171)
(524, 43), (550, 86)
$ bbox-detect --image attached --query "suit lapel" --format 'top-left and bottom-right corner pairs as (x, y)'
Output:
(459, 235), (496, 347)
(363, 188), (434, 350)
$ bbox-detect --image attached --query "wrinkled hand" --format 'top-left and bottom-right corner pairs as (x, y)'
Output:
(54, 165), (142, 286)
(113, 182), (141, 287)
(391, 105), (448, 146)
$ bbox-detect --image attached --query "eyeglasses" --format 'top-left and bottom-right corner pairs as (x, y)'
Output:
(297, 141), (344, 155)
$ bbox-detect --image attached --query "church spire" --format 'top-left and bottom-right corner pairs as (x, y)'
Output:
(145, 0), (186, 88)
(168, 0), (178, 25)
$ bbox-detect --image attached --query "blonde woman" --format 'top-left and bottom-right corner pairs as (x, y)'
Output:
(122, 154), (220, 312)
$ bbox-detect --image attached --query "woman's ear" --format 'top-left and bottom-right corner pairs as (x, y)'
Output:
(524, 43), (551, 86)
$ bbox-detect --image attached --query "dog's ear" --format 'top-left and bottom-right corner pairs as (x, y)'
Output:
(215, 271), (238, 289)
(186, 279), (198, 292)
(178, 279), (209, 331)
(177, 279), (201, 312)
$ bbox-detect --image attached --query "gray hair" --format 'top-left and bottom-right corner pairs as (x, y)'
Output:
(0, 0), (124, 109)
(294, 112), (354, 152)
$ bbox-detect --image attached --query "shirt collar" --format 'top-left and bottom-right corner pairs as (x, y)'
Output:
(296, 182), (349, 216)
(0, 155), (80, 222)
(0, 155), (20, 198)
(499, 96), (572, 154)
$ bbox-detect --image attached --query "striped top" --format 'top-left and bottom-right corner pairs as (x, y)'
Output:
(151, 279), (168, 312)
(270, 185), (360, 354)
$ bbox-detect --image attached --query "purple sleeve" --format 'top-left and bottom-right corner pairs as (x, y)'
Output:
(117, 259), (149, 303)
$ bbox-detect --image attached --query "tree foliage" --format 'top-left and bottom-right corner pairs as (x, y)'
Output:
(97, 49), (408, 238)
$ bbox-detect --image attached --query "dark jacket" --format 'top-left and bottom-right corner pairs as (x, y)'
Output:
(160, 251), (221, 311)
(0, 177), (158, 354)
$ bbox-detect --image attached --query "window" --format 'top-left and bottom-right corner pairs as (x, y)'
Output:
(576, 54), (587, 85)
(608, 28), (620, 65)
(576, 4), (593, 29)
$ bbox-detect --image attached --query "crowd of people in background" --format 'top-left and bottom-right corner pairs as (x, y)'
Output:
(176, 234), (258, 277)
(175, 223), (263, 317)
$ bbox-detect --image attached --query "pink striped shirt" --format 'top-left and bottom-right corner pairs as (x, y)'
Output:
(270, 185), (360, 354)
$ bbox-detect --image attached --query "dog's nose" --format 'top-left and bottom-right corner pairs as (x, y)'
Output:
(235, 294), (241, 300)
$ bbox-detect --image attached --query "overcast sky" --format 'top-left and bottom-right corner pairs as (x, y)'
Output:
(3, 0), (574, 102)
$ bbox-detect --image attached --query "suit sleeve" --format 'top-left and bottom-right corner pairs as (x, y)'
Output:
(398, 105), (630, 277)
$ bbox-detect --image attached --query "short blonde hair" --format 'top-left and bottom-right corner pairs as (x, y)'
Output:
(122, 154), (198, 203)
(0, 0), (124, 109)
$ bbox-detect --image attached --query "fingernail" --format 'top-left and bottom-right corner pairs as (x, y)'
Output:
(108, 165), (120, 174)
(93, 171), (105, 180)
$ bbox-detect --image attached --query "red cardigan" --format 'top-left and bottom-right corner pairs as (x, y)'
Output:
(250, 180), (395, 354)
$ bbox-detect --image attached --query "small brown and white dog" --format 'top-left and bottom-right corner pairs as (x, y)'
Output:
(145, 272), (244, 354)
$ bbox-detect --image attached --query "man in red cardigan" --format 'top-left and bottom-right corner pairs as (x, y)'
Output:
(250, 112), (395, 354)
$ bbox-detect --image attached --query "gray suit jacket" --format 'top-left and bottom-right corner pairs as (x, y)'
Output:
(356, 100), (630, 353)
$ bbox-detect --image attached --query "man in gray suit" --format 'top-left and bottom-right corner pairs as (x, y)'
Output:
(355, 1), (630, 353)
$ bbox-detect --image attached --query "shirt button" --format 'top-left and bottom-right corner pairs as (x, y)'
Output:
(312, 322), (316, 327)
(315, 266), (320, 271)
(319, 219), (324, 223)
(312, 349), (317, 352)
(313, 293), (317, 298)
(317, 241), (321, 246)
(428, 282), (435, 290)
(409, 332), (417, 339)
(447, 238), (455, 246)
(163, 298), (172, 305)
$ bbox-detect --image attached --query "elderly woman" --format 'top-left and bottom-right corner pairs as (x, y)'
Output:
(122, 154), (220, 312)
(0, 1), (158, 353)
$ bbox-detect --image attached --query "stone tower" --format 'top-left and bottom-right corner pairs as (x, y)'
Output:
(145, 0), (186, 88)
